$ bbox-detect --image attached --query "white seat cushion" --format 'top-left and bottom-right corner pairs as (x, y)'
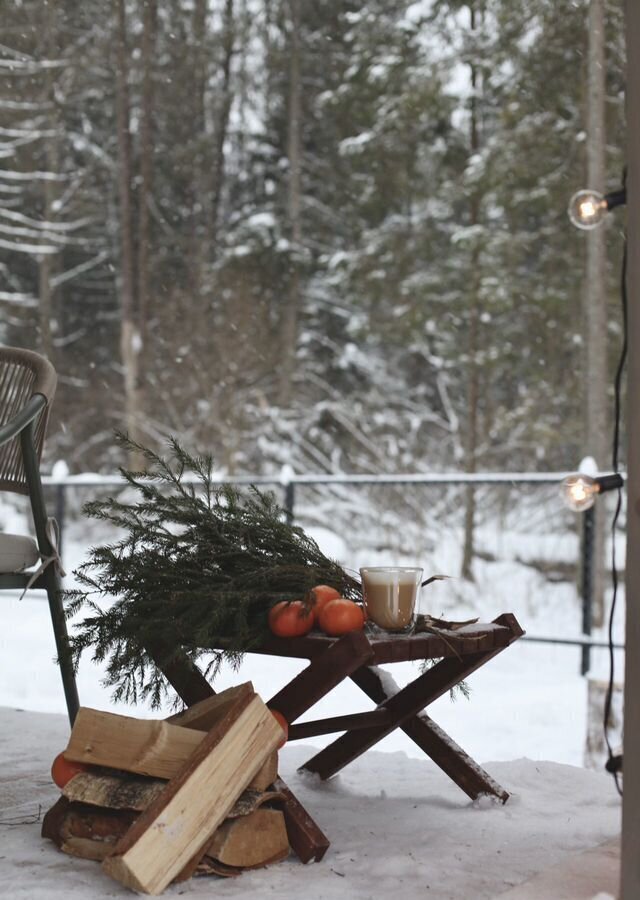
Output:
(0, 533), (40, 573)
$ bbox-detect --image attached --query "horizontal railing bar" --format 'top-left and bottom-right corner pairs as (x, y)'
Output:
(522, 635), (625, 651)
(42, 471), (625, 488)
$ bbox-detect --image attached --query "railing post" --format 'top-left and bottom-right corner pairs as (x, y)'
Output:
(55, 482), (66, 561)
(284, 481), (295, 526)
(581, 506), (595, 676)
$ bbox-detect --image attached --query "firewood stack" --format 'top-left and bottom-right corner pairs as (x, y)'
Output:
(42, 683), (294, 894)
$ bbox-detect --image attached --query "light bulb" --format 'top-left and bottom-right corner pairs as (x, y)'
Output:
(567, 189), (608, 230)
(561, 474), (599, 512)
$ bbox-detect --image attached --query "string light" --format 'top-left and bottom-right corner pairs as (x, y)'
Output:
(567, 187), (627, 230)
(561, 472), (624, 512)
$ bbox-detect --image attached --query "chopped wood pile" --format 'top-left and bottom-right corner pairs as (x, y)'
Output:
(42, 683), (297, 894)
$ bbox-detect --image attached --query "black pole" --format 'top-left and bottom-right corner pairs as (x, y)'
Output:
(581, 506), (595, 676)
(55, 482), (66, 560)
(284, 481), (295, 525)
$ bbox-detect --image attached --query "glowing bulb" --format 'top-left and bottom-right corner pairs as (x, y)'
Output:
(567, 190), (608, 230)
(561, 474), (599, 512)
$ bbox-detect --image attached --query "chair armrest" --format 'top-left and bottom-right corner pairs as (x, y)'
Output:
(0, 393), (47, 448)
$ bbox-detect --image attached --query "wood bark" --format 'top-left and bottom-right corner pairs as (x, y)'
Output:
(584, 0), (609, 627)
(136, 0), (157, 447)
(38, 0), (59, 361)
(114, 0), (143, 469)
(101, 692), (283, 895)
(211, 0), (235, 253)
(461, 4), (481, 581)
(278, 0), (302, 406)
(622, 3), (640, 896)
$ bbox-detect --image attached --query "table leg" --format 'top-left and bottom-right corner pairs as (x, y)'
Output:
(267, 629), (374, 722)
(146, 640), (331, 862)
(300, 630), (519, 784)
(351, 666), (508, 802)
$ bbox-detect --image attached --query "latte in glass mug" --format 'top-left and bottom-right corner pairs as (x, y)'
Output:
(359, 567), (422, 632)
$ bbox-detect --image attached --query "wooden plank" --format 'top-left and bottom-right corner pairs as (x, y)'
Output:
(205, 808), (289, 868)
(166, 683), (253, 730)
(288, 709), (391, 740)
(64, 707), (207, 779)
(167, 685), (277, 790)
(272, 777), (329, 863)
(146, 639), (215, 706)
(351, 666), (509, 802)
(301, 615), (524, 780)
(248, 750), (278, 791)
(101, 692), (283, 895)
(267, 629), (374, 723)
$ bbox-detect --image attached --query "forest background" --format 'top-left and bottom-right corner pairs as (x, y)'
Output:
(0, 0), (627, 589)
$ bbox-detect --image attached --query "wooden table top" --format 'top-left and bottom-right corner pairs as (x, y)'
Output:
(251, 613), (524, 665)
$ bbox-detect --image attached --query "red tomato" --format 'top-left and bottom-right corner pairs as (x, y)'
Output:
(268, 600), (314, 637)
(317, 598), (365, 636)
(270, 709), (289, 748)
(51, 752), (89, 789)
(309, 584), (341, 619)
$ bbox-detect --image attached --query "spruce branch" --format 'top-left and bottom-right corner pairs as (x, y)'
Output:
(67, 435), (359, 707)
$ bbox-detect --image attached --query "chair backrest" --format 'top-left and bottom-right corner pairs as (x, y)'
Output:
(0, 346), (57, 495)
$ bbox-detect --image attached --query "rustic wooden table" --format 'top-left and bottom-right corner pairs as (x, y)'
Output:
(148, 612), (524, 862)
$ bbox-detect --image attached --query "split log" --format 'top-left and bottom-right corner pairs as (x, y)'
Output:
(64, 708), (205, 779)
(42, 797), (136, 861)
(205, 808), (289, 868)
(168, 687), (278, 791)
(101, 690), (283, 895)
(63, 771), (166, 812)
(65, 685), (256, 780)
(166, 683), (253, 730)
(64, 767), (283, 819)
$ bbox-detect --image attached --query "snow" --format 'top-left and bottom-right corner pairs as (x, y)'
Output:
(0, 706), (620, 899)
(0, 503), (625, 897)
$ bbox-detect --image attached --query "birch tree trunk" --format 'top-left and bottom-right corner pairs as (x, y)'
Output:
(461, 5), (481, 581)
(211, 0), (235, 254)
(114, 0), (143, 468)
(278, 0), (302, 407)
(38, 0), (59, 361)
(136, 0), (157, 449)
(585, 0), (608, 626)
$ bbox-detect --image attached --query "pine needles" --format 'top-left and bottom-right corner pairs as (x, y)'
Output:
(66, 435), (359, 707)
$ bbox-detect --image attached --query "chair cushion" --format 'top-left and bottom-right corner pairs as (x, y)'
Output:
(0, 533), (40, 573)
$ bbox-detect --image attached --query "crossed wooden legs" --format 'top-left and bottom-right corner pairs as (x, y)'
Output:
(299, 619), (523, 803)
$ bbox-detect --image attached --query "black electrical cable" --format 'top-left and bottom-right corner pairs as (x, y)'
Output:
(603, 233), (627, 797)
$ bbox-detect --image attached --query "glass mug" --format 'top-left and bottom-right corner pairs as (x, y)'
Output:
(359, 567), (423, 632)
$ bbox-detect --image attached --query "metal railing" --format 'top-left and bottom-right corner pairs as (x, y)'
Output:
(41, 469), (625, 672)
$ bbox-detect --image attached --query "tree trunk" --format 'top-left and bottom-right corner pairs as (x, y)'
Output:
(278, 0), (302, 407)
(585, 0), (608, 626)
(211, 0), (235, 254)
(38, 0), (59, 361)
(136, 0), (157, 455)
(114, 0), (143, 468)
(461, 5), (481, 581)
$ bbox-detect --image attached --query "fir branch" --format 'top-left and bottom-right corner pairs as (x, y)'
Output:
(67, 435), (359, 707)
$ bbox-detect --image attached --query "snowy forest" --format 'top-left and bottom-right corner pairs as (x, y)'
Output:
(0, 1), (627, 491)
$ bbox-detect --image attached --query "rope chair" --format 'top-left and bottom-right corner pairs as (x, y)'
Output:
(0, 346), (79, 725)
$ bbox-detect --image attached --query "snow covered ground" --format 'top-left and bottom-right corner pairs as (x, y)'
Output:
(0, 707), (621, 900)
(0, 493), (625, 897)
